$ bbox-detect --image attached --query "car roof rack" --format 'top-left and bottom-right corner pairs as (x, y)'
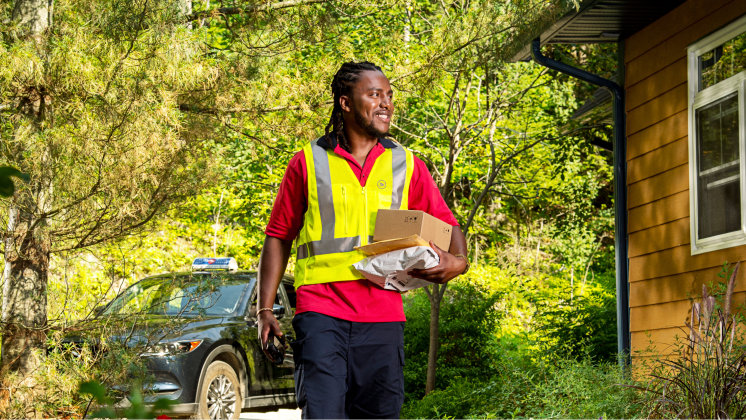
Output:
(192, 257), (239, 271)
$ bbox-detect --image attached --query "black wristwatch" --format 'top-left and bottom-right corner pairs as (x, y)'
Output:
(453, 254), (470, 275)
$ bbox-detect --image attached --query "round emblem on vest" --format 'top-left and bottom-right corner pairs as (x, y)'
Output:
(377, 180), (386, 189)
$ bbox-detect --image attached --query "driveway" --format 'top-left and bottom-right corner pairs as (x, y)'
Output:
(239, 408), (302, 419)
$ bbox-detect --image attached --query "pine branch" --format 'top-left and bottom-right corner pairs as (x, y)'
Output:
(188, 0), (328, 20)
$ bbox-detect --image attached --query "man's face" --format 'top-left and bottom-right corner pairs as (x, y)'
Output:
(344, 70), (394, 138)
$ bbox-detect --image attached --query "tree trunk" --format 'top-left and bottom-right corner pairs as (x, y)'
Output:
(425, 283), (446, 395)
(12, 0), (52, 39)
(1, 0), (52, 384)
(1, 204), (49, 382)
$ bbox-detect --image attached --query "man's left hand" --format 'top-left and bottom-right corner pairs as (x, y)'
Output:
(408, 241), (467, 284)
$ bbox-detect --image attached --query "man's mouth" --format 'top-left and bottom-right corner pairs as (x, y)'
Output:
(375, 112), (390, 122)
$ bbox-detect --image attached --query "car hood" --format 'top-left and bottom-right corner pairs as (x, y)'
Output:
(63, 314), (237, 346)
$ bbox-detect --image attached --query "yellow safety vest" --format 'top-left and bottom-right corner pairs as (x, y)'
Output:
(294, 137), (415, 288)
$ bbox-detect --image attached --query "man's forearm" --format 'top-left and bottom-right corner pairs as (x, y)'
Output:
(448, 226), (467, 257)
(258, 235), (294, 309)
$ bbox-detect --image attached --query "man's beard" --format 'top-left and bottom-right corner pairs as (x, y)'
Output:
(353, 106), (391, 138)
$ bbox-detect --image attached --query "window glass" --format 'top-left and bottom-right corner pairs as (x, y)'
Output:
(696, 93), (742, 239)
(103, 275), (249, 316)
(248, 285), (282, 318)
(699, 31), (746, 91)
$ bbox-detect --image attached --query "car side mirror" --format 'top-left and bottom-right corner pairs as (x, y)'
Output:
(273, 303), (285, 319)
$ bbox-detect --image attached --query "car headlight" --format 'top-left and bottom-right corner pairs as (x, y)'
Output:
(141, 340), (203, 357)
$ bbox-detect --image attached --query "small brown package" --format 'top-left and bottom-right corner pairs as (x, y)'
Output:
(372, 209), (453, 250)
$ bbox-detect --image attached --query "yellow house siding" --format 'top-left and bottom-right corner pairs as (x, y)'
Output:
(628, 191), (689, 233)
(625, 0), (746, 355)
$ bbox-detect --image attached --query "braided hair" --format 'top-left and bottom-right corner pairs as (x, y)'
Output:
(325, 61), (385, 152)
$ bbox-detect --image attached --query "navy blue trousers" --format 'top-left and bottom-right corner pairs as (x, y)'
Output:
(290, 312), (405, 419)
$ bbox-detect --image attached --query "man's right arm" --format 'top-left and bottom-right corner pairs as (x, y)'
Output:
(256, 150), (308, 350)
(257, 235), (293, 350)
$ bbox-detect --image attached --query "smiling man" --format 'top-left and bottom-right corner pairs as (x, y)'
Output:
(257, 61), (468, 419)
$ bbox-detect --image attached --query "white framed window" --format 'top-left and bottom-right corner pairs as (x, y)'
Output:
(688, 15), (746, 255)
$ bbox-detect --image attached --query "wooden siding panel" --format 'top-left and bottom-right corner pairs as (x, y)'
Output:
(630, 266), (746, 307)
(632, 324), (746, 356)
(628, 164), (688, 209)
(627, 1), (746, 87)
(631, 292), (746, 332)
(630, 244), (746, 282)
(625, 0), (734, 63)
(628, 138), (688, 185)
(627, 84), (687, 136)
(627, 111), (687, 160)
(629, 218), (690, 258)
(628, 191), (689, 233)
(631, 327), (690, 355)
(626, 58), (687, 112)
(631, 299), (693, 332)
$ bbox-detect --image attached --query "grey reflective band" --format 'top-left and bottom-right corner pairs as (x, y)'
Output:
(297, 236), (361, 260)
(390, 146), (407, 210)
(297, 141), (407, 260)
(311, 139), (336, 242)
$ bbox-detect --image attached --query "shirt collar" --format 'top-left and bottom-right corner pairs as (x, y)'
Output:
(317, 133), (398, 150)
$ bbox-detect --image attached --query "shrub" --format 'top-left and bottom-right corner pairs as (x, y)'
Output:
(533, 270), (618, 363)
(402, 282), (502, 401)
(402, 356), (642, 419)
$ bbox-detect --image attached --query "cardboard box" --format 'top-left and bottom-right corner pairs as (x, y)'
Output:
(373, 209), (453, 250)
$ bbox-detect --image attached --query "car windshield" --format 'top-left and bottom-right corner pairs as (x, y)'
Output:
(102, 274), (250, 316)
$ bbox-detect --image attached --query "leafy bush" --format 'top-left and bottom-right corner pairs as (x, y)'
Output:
(402, 282), (502, 401)
(533, 271), (618, 363)
(402, 356), (642, 419)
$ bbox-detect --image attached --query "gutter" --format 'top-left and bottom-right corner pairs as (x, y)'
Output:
(531, 38), (630, 362)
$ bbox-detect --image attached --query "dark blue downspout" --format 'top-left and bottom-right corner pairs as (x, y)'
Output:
(531, 38), (630, 362)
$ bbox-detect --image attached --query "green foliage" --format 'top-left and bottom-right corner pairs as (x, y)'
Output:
(0, 166), (27, 197)
(534, 270), (618, 363)
(79, 379), (174, 419)
(403, 281), (503, 401)
(402, 357), (642, 419)
(0, 330), (155, 418)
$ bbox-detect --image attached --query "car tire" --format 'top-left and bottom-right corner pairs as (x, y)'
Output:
(197, 361), (243, 419)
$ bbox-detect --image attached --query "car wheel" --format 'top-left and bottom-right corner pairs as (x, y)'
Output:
(197, 361), (243, 419)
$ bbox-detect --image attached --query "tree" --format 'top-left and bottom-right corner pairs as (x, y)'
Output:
(0, 0), (222, 380)
(389, 0), (580, 393)
(0, 0), (400, 386)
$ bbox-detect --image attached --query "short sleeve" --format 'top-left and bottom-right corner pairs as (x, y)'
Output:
(407, 155), (459, 226)
(264, 151), (308, 241)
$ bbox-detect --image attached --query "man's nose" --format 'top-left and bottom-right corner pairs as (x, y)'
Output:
(380, 95), (392, 108)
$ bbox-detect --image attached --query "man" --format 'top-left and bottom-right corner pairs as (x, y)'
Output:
(257, 61), (468, 419)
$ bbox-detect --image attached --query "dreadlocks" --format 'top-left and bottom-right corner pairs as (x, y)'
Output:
(325, 61), (385, 153)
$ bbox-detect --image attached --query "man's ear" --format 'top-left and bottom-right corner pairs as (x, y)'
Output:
(339, 95), (352, 113)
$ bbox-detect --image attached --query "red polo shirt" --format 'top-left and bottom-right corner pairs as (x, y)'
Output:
(265, 137), (458, 322)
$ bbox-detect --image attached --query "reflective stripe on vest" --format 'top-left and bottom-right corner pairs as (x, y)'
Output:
(294, 138), (414, 287)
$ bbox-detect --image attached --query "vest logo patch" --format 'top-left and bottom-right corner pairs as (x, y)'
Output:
(377, 180), (386, 189)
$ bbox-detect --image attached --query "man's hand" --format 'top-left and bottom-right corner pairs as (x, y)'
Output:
(258, 310), (283, 352)
(408, 241), (467, 284)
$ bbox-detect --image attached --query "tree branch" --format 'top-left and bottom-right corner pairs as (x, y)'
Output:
(179, 100), (333, 115)
(189, 0), (328, 20)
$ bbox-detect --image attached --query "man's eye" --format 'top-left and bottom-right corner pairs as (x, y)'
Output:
(372, 93), (379, 97)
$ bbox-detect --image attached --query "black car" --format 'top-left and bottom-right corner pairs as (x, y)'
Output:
(78, 258), (297, 419)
